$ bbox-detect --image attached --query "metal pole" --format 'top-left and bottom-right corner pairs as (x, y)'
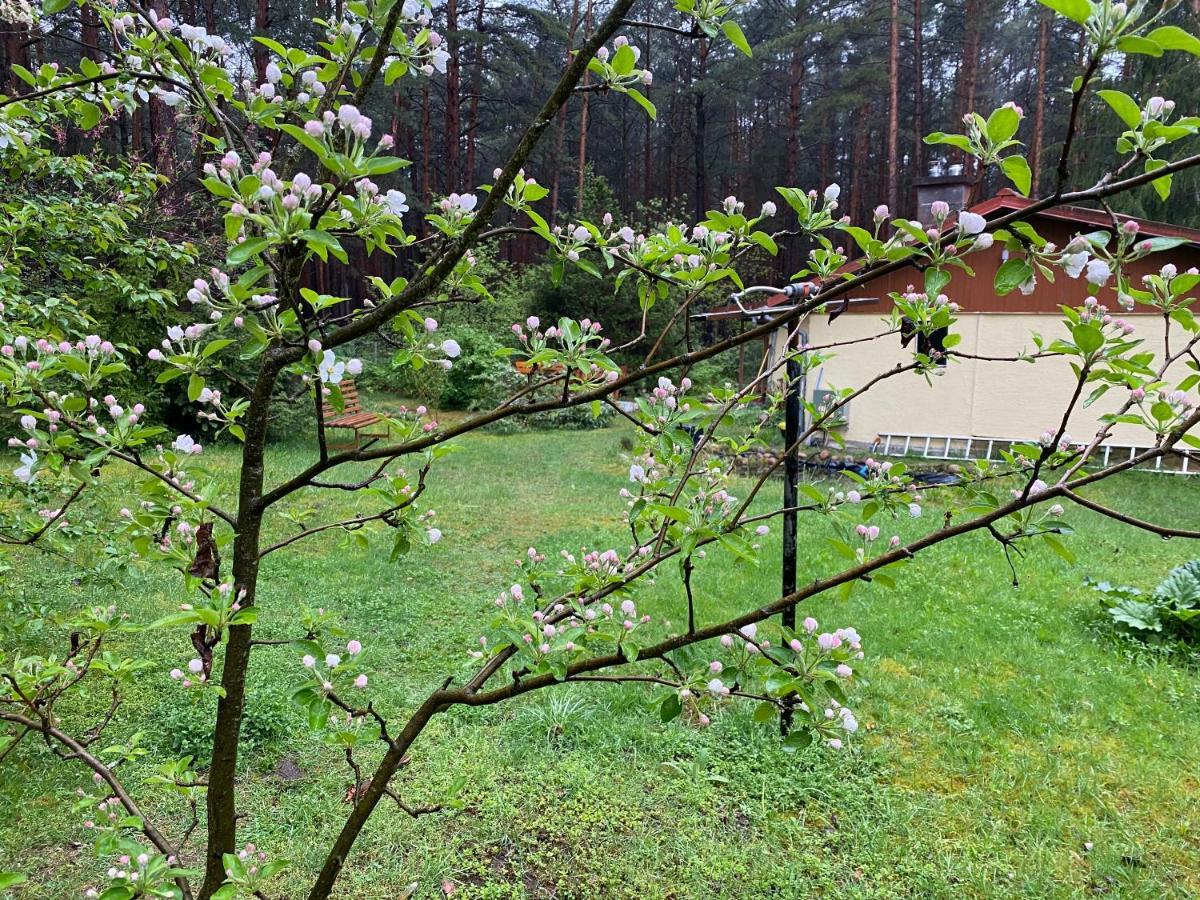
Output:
(780, 331), (801, 734)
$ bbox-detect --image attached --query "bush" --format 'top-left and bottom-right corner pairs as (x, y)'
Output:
(437, 326), (507, 410)
(1090, 559), (1200, 640)
(467, 365), (614, 432)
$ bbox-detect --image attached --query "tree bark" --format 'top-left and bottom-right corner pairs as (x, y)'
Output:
(2, 16), (31, 95)
(954, 0), (983, 170)
(197, 352), (284, 899)
(576, 0), (595, 211)
(642, 25), (652, 205)
(692, 37), (708, 222)
(465, 0), (486, 184)
(785, 20), (804, 185)
(148, 0), (175, 177)
(550, 0), (582, 219)
(81, 3), (101, 61)
(421, 83), (432, 204)
(254, 0), (270, 82)
(1031, 8), (1050, 195)
(848, 100), (872, 228)
(911, 0), (924, 211)
(887, 0), (900, 212)
(445, 0), (461, 189)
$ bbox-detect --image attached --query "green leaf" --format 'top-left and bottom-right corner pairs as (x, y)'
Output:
(279, 123), (327, 160)
(227, 237), (271, 267)
(1036, 0), (1092, 24)
(749, 230), (778, 255)
(300, 229), (347, 263)
(78, 101), (102, 131)
(201, 339), (233, 360)
(923, 131), (973, 152)
(229, 607), (259, 625)
(1000, 155), (1032, 196)
(187, 373), (205, 402)
(252, 36), (290, 57)
(925, 267), (950, 297)
(1116, 35), (1163, 57)
(611, 44), (636, 76)
(365, 155), (410, 175)
(721, 19), (753, 57)
(624, 87), (657, 120)
(986, 106), (1020, 143)
(1146, 25), (1200, 56)
(752, 701), (777, 723)
(660, 693), (682, 723)
(0, 873), (28, 889)
(1097, 89), (1142, 129)
(781, 729), (813, 752)
(994, 257), (1033, 295)
(1043, 534), (1076, 564)
(1139, 235), (1186, 253)
(1071, 322), (1104, 354)
(1108, 598), (1163, 631)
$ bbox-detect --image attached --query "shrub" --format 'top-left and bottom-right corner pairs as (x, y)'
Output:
(467, 364), (614, 431)
(1090, 559), (1200, 640)
(437, 326), (507, 409)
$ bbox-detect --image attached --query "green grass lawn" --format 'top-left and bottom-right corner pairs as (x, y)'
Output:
(4, 417), (1200, 899)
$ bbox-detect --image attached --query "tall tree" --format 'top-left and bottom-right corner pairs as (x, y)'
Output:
(465, 0), (487, 184)
(693, 36), (709, 221)
(955, 0), (984, 171)
(551, 0), (582, 219)
(253, 0), (269, 82)
(445, 0), (462, 189)
(576, 0), (594, 211)
(1030, 7), (1050, 194)
(887, 0), (900, 211)
(911, 0), (924, 209)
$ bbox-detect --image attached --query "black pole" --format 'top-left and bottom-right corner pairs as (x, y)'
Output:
(780, 331), (801, 733)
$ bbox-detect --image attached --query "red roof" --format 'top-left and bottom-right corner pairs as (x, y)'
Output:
(974, 189), (1200, 244)
(702, 190), (1200, 319)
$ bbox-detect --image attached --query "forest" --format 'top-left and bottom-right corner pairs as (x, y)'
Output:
(5, 0), (1200, 898)
(5, 0), (1199, 279)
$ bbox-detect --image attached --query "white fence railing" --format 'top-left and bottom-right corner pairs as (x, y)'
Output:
(873, 432), (1195, 475)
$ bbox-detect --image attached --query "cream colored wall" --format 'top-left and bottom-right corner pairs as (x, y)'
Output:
(776, 313), (1170, 448)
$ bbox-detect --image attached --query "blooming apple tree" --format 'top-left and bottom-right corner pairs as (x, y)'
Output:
(3, 0), (1200, 897)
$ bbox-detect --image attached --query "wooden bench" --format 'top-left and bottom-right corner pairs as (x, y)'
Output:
(320, 379), (387, 448)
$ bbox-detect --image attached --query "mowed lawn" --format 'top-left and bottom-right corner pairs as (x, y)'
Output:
(3, 414), (1200, 899)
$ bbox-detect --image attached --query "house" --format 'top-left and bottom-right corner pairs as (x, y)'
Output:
(698, 177), (1200, 470)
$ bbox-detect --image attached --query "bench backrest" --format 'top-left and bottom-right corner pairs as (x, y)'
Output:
(322, 379), (365, 418)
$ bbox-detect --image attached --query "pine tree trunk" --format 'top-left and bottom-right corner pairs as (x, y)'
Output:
(692, 38), (708, 222)
(785, 28), (803, 185)
(887, 0), (900, 212)
(465, 0), (486, 184)
(1031, 8), (1050, 195)
(254, 0), (270, 82)
(848, 101), (871, 230)
(421, 84), (432, 204)
(1, 16), (31, 94)
(551, 0), (582, 220)
(954, 0), (983, 169)
(642, 25), (652, 205)
(576, 0), (595, 211)
(445, 0), (461, 189)
(911, 0), (924, 211)
(148, 0), (175, 178)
